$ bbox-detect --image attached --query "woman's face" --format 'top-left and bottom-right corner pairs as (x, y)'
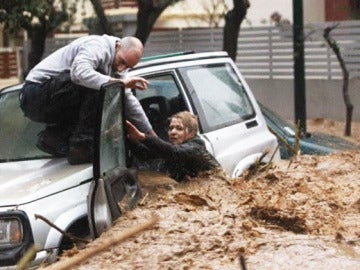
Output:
(168, 118), (194, 145)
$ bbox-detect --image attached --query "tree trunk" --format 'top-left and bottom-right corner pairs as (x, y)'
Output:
(25, 25), (47, 77)
(135, 0), (170, 45)
(89, 0), (114, 35)
(343, 74), (353, 136)
(223, 0), (249, 60)
(323, 26), (353, 136)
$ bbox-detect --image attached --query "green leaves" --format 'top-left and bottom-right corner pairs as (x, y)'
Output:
(0, 0), (76, 34)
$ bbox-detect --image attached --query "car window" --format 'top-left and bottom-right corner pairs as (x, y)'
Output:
(134, 74), (187, 139)
(179, 63), (255, 132)
(136, 74), (180, 100)
(0, 90), (49, 161)
(97, 83), (126, 176)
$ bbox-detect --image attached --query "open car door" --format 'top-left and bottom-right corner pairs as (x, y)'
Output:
(88, 82), (141, 238)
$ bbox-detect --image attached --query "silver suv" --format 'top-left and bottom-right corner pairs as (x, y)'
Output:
(0, 51), (279, 269)
(129, 51), (280, 176)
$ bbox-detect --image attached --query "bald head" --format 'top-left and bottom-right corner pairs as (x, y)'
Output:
(113, 36), (144, 72)
(120, 36), (144, 53)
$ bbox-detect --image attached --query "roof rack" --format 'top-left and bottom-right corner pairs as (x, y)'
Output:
(140, 51), (195, 62)
(130, 51), (229, 71)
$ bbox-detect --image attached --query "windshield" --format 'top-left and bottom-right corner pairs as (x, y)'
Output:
(0, 89), (50, 162)
(179, 63), (255, 132)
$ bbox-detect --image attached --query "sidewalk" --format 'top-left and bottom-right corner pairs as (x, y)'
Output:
(0, 77), (20, 88)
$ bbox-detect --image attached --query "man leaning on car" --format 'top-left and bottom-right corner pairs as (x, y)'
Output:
(20, 34), (155, 165)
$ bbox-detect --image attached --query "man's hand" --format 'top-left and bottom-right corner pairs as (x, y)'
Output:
(126, 120), (146, 141)
(123, 77), (149, 90)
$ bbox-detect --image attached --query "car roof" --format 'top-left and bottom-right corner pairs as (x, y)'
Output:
(0, 83), (23, 94)
(132, 51), (230, 71)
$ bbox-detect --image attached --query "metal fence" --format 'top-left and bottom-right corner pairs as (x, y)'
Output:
(9, 20), (360, 80)
(143, 21), (360, 80)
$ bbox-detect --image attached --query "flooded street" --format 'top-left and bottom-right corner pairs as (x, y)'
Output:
(42, 145), (360, 270)
(247, 233), (360, 270)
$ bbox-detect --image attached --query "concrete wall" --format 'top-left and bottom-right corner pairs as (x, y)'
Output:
(303, 0), (325, 23)
(247, 78), (360, 122)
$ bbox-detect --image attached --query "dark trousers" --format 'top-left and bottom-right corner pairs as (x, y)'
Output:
(20, 71), (99, 147)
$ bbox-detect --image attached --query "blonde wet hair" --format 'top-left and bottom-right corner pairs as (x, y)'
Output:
(169, 111), (199, 135)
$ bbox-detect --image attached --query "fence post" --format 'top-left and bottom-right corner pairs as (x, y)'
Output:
(268, 27), (273, 79)
(326, 45), (332, 80)
(210, 28), (214, 51)
(179, 28), (183, 52)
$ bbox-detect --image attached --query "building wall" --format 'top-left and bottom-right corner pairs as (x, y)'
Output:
(303, 0), (325, 23)
(245, 0), (292, 26)
(156, 0), (330, 28)
(325, 0), (354, 21)
(156, 0), (295, 28)
(155, 0), (228, 28)
(80, 0), (358, 31)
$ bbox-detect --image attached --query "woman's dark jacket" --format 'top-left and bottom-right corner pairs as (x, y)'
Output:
(129, 135), (220, 182)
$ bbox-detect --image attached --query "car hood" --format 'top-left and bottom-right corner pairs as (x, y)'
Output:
(300, 132), (359, 152)
(0, 158), (93, 206)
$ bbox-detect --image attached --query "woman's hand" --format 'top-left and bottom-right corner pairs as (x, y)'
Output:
(126, 120), (146, 141)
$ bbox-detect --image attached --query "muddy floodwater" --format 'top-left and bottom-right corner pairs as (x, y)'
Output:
(42, 147), (360, 270)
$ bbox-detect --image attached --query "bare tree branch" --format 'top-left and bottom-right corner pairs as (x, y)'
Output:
(323, 24), (353, 136)
(35, 214), (90, 244)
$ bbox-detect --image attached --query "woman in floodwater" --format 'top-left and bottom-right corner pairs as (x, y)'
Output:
(126, 111), (221, 182)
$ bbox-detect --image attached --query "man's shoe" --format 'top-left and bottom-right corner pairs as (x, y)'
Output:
(67, 145), (93, 165)
(36, 131), (69, 157)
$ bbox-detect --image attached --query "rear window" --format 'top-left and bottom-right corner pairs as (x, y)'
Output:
(179, 63), (255, 132)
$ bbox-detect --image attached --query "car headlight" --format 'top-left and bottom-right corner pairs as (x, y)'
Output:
(0, 218), (23, 247)
(0, 211), (34, 267)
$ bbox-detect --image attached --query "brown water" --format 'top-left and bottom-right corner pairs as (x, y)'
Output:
(42, 152), (360, 270)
